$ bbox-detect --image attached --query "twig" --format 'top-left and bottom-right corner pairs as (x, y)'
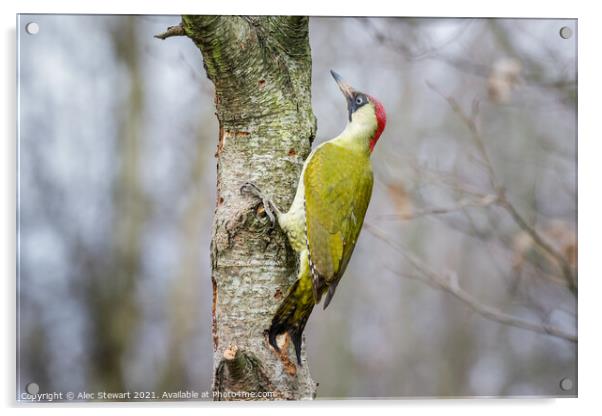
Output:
(375, 194), (498, 221)
(361, 18), (575, 93)
(426, 82), (498, 190)
(429, 85), (577, 295)
(365, 224), (577, 343)
(154, 24), (186, 40)
(499, 196), (577, 294)
(359, 17), (475, 62)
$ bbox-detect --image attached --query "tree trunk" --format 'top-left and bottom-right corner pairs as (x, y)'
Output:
(180, 15), (317, 400)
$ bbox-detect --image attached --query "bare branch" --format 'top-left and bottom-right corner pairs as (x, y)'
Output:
(428, 85), (577, 295)
(375, 194), (498, 221)
(499, 195), (577, 294)
(360, 18), (575, 94)
(426, 82), (498, 190)
(154, 24), (186, 40)
(365, 224), (577, 343)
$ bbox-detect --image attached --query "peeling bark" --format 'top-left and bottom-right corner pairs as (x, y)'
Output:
(176, 16), (317, 400)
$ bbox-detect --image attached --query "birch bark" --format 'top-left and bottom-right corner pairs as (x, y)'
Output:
(179, 15), (317, 400)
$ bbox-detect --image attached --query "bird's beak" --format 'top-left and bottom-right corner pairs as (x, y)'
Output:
(331, 70), (357, 121)
(330, 70), (354, 100)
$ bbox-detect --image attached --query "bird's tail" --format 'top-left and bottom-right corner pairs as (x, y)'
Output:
(268, 275), (316, 365)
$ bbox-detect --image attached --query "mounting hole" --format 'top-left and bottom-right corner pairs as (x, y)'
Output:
(25, 382), (39, 395)
(25, 22), (40, 35)
(559, 26), (572, 39)
(559, 377), (573, 391)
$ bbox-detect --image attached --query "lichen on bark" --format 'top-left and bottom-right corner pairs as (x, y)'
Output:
(175, 15), (317, 400)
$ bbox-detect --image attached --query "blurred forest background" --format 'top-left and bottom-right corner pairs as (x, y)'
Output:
(18, 15), (576, 398)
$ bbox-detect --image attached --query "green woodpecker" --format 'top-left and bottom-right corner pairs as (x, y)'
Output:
(241, 70), (386, 364)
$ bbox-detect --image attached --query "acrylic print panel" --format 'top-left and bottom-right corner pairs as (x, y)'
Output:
(17, 15), (577, 401)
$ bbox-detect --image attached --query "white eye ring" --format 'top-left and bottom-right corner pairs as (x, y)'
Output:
(355, 97), (363, 105)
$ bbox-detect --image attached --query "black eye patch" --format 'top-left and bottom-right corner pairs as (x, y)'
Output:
(347, 93), (368, 121)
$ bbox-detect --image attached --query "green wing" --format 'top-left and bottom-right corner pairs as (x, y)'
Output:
(304, 142), (374, 308)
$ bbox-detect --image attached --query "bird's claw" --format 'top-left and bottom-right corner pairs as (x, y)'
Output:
(240, 182), (277, 228)
(263, 203), (277, 229)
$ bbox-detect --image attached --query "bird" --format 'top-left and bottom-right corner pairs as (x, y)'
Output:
(241, 70), (386, 365)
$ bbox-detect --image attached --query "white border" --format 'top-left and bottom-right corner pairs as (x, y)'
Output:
(2, 1), (600, 415)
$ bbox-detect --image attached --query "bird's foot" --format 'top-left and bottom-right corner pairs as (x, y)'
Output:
(240, 182), (277, 228)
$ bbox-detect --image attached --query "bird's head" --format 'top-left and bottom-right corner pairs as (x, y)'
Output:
(330, 70), (387, 153)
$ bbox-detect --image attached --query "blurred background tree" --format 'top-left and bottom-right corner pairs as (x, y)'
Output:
(18, 15), (576, 399)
